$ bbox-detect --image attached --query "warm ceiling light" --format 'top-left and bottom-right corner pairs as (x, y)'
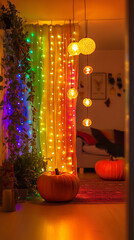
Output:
(82, 118), (92, 127)
(83, 66), (93, 75)
(83, 98), (92, 107)
(67, 88), (78, 99)
(68, 42), (80, 56)
(79, 38), (96, 55)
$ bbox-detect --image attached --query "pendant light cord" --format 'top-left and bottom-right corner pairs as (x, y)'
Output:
(73, 0), (75, 40)
(86, 55), (88, 97)
(69, 19), (73, 87)
(84, 0), (87, 37)
(69, 19), (71, 42)
(73, 0), (74, 31)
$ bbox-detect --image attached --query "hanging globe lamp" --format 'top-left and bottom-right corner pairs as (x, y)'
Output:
(79, 38), (96, 55)
(83, 66), (93, 75)
(68, 42), (80, 56)
(67, 88), (78, 99)
(82, 118), (92, 127)
(83, 98), (92, 107)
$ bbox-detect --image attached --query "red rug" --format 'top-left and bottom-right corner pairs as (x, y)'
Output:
(72, 176), (127, 204)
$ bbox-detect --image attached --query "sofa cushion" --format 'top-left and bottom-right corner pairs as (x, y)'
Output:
(83, 144), (109, 156)
(77, 131), (97, 145)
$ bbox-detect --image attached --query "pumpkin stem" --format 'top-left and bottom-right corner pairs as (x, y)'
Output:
(55, 168), (60, 175)
(110, 155), (113, 161)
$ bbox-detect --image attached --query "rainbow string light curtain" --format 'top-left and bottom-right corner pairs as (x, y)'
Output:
(25, 24), (79, 175)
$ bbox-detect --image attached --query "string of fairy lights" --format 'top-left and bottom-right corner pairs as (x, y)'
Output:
(25, 0), (96, 174)
(25, 24), (79, 175)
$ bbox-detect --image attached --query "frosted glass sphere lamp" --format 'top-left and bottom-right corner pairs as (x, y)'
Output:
(79, 38), (96, 55)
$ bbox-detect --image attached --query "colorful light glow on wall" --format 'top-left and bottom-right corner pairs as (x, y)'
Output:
(25, 24), (79, 175)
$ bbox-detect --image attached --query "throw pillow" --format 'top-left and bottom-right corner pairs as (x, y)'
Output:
(90, 128), (124, 157)
(90, 127), (111, 145)
(114, 129), (124, 145)
(101, 129), (115, 143)
(77, 131), (97, 145)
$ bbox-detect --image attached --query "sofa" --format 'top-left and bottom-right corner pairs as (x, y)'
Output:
(76, 127), (124, 170)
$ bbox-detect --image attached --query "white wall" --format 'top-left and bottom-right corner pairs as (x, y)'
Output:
(76, 50), (125, 130)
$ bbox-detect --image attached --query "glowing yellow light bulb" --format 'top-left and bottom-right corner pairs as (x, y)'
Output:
(68, 42), (80, 56)
(67, 88), (78, 99)
(68, 162), (72, 165)
(83, 66), (93, 75)
(82, 118), (92, 127)
(83, 98), (92, 107)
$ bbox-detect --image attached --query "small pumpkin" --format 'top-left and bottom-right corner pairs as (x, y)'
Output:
(95, 157), (125, 180)
(37, 168), (80, 202)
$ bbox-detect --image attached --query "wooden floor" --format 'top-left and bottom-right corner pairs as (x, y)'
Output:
(0, 173), (128, 240)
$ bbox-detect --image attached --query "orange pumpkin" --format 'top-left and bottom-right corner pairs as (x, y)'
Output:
(37, 168), (80, 202)
(95, 158), (125, 180)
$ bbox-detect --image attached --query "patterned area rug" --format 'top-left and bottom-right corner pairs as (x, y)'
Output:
(73, 176), (127, 204)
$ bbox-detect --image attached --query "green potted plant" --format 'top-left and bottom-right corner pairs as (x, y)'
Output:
(0, 1), (46, 199)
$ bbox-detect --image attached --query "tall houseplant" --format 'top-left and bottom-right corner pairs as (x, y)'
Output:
(0, 1), (44, 194)
(0, 1), (37, 160)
